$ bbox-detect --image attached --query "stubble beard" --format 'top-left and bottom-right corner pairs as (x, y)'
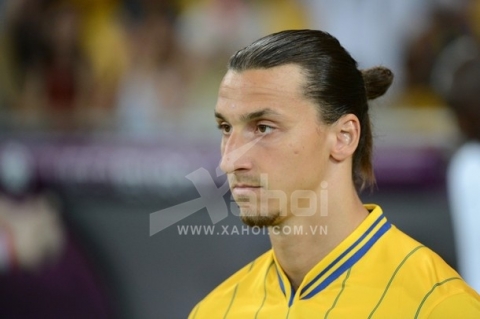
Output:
(230, 174), (282, 228)
(236, 198), (281, 228)
(240, 213), (280, 228)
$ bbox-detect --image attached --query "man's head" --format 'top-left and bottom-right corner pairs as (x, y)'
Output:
(215, 30), (393, 227)
(447, 57), (480, 141)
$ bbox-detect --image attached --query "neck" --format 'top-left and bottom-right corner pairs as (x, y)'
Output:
(268, 183), (368, 291)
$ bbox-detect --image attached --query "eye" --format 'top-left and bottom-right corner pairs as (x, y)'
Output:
(217, 123), (232, 135)
(257, 124), (274, 134)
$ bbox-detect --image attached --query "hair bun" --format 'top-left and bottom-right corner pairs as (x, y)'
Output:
(361, 66), (394, 100)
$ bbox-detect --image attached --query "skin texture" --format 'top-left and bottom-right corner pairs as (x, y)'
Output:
(215, 64), (369, 290)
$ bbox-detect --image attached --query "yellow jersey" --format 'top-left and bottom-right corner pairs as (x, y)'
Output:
(189, 205), (480, 318)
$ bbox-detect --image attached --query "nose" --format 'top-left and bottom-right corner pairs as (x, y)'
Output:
(219, 132), (254, 174)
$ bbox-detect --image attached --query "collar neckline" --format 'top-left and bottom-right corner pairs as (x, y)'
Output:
(272, 204), (391, 306)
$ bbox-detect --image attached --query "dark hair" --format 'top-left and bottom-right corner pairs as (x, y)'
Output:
(228, 29), (393, 190)
(447, 57), (480, 141)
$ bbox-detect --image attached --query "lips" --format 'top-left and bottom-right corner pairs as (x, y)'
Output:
(231, 184), (262, 196)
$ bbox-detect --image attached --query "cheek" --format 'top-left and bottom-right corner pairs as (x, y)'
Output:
(287, 140), (314, 162)
(291, 144), (302, 155)
(284, 140), (329, 187)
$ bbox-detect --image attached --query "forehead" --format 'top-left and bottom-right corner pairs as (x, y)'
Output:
(216, 64), (310, 115)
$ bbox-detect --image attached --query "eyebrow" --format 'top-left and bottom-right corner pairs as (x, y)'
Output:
(214, 108), (281, 123)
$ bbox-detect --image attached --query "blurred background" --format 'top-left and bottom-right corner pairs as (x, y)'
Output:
(0, 0), (478, 318)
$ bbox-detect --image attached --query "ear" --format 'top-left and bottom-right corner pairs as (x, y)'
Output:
(330, 114), (361, 162)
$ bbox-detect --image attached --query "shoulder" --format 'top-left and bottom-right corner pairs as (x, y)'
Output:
(359, 223), (480, 316)
(188, 250), (273, 318)
(448, 142), (480, 178)
(451, 141), (480, 161)
(363, 224), (465, 292)
(380, 225), (459, 279)
(422, 287), (480, 318)
(447, 141), (480, 213)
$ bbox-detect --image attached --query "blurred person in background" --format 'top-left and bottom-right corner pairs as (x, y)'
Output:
(446, 55), (480, 293)
(403, 0), (474, 108)
(302, 0), (432, 101)
(0, 0), (129, 132)
(254, 0), (309, 35)
(71, 0), (129, 130)
(0, 0), (51, 130)
(0, 142), (64, 273)
(116, 1), (189, 136)
(0, 141), (114, 318)
(175, 0), (262, 131)
(177, 0), (260, 71)
(0, 0), (94, 132)
(176, 0), (310, 132)
(34, 2), (94, 131)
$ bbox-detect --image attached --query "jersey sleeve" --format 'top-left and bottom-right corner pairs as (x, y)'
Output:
(427, 292), (480, 319)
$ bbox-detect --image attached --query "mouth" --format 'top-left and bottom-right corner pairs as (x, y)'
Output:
(231, 184), (262, 196)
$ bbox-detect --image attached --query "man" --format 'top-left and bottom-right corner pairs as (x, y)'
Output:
(447, 56), (480, 294)
(189, 29), (480, 318)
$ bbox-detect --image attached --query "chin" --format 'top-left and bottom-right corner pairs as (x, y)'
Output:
(240, 209), (281, 228)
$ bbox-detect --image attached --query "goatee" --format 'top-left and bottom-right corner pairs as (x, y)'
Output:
(240, 211), (281, 228)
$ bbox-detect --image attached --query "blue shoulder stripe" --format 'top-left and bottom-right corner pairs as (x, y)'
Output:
(300, 214), (388, 297)
(301, 220), (391, 300)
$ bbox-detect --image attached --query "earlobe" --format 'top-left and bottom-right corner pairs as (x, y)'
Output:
(331, 115), (360, 162)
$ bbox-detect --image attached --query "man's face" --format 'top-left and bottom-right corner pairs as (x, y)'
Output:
(215, 64), (333, 227)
